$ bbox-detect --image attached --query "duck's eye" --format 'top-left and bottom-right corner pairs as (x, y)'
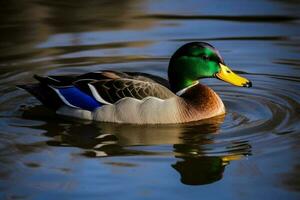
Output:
(202, 55), (210, 61)
(226, 70), (231, 73)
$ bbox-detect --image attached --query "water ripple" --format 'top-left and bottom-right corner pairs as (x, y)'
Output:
(139, 14), (299, 22)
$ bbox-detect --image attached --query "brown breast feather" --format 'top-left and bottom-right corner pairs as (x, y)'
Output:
(177, 84), (225, 122)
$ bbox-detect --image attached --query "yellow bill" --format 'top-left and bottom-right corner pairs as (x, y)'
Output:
(215, 63), (252, 87)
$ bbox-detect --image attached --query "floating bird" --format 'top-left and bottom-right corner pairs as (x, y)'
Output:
(18, 42), (252, 124)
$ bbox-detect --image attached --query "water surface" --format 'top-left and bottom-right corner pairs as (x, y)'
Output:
(0, 0), (300, 199)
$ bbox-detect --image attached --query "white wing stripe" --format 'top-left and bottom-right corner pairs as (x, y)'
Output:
(49, 86), (79, 109)
(88, 84), (112, 105)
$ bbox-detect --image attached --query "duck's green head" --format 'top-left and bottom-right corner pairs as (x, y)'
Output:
(168, 42), (252, 93)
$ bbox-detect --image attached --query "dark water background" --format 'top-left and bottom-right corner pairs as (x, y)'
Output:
(1, 0), (300, 199)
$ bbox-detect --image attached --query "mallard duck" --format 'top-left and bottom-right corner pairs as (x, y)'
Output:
(18, 42), (251, 124)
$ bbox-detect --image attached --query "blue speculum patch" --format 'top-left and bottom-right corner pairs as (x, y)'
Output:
(57, 87), (101, 111)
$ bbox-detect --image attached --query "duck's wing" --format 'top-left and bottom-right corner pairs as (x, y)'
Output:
(78, 70), (170, 88)
(19, 71), (171, 111)
(33, 71), (123, 87)
(34, 70), (169, 88)
(74, 78), (175, 104)
(121, 71), (170, 88)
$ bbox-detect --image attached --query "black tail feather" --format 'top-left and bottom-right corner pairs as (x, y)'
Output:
(33, 74), (77, 86)
(33, 74), (61, 86)
(17, 83), (63, 110)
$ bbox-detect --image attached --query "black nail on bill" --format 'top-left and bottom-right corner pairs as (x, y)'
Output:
(243, 81), (252, 88)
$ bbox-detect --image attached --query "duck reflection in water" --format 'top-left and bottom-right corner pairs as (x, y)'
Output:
(22, 106), (251, 185)
(172, 141), (250, 185)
